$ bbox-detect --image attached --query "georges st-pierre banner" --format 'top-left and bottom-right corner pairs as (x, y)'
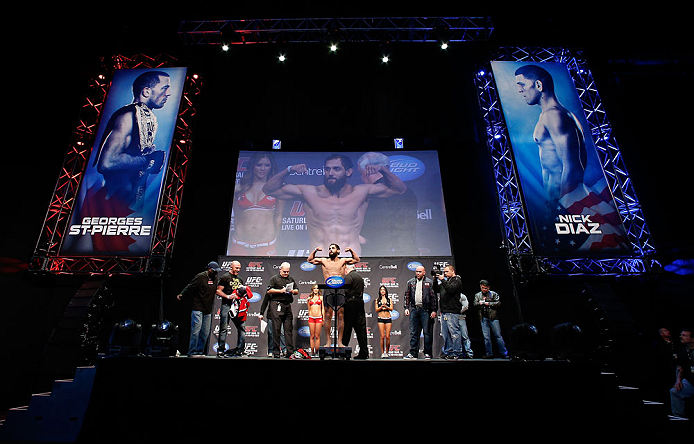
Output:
(491, 61), (631, 257)
(61, 67), (187, 256)
(226, 150), (452, 258)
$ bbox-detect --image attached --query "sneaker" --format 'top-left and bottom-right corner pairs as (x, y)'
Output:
(403, 354), (416, 360)
(424, 354), (432, 360)
(381, 352), (389, 359)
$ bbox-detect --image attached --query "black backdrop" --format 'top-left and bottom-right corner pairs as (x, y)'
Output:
(2, 9), (693, 410)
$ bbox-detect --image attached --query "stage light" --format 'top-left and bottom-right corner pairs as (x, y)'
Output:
(441, 42), (449, 50)
(382, 55), (389, 64)
(510, 322), (545, 360)
(145, 320), (179, 357)
(330, 44), (338, 52)
(278, 54), (286, 62)
(550, 322), (586, 361)
(107, 318), (142, 357)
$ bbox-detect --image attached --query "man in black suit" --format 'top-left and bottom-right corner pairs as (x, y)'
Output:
(342, 264), (368, 359)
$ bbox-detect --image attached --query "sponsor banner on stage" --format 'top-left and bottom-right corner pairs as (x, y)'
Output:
(211, 256), (454, 357)
(491, 61), (632, 257)
(226, 150), (452, 258)
(61, 67), (187, 256)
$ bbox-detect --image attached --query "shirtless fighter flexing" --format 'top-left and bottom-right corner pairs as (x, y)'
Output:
(307, 243), (360, 347)
(262, 153), (407, 257)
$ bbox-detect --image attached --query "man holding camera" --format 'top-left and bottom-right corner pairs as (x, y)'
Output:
(434, 264), (470, 360)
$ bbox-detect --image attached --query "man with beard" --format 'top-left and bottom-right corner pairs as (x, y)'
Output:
(93, 70), (171, 209)
(307, 243), (360, 347)
(262, 153), (407, 257)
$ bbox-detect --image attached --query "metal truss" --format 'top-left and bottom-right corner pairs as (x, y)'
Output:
(474, 47), (657, 276)
(30, 54), (201, 275)
(178, 17), (494, 45)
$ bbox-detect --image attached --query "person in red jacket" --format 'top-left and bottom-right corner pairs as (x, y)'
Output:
(224, 285), (250, 358)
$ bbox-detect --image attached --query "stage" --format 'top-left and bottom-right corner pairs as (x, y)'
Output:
(5, 353), (689, 442)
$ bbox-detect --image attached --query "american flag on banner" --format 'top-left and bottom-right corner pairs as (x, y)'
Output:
(540, 177), (631, 255)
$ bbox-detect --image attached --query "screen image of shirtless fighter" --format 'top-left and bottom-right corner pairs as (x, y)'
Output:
(262, 153), (407, 257)
(307, 243), (359, 347)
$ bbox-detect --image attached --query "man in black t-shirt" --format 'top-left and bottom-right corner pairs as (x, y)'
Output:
(259, 262), (299, 358)
(177, 261), (221, 356)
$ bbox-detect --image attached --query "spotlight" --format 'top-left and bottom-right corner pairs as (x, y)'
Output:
(550, 323), (585, 361)
(278, 54), (286, 62)
(440, 42), (449, 50)
(107, 319), (142, 357)
(145, 320), (179, 357)
(382, 55), (389, 64)
(330, 43), (338, 52)
(510, 322), (545, 360)
(222, 44), (229, 52)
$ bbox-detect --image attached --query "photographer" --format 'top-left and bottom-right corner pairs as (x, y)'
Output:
(434, 264), (465, 360)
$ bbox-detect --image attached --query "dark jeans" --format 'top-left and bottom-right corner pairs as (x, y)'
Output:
(269, 300), (294, 357)
(409, 305), (434, 357)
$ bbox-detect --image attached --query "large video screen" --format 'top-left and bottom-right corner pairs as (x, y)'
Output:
(227, 150), (452, 258)
(491, 61), (632, 257)
(60, 67), (187, 256)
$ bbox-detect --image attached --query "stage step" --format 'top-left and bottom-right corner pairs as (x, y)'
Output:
(599, 371), (692, 437)
(0, 366), (96, 442)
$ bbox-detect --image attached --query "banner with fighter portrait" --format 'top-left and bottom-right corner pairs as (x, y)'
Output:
(491, 61), (632, 257)
(60, 67), (187, 256)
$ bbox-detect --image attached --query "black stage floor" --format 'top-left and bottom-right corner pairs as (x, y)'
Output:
(69, 355), (672, 441)
(4, 354), (690, 442)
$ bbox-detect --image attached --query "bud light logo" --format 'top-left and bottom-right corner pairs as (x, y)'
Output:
(249, 291), (262, 303)
(363, 292), (371, 304)
(389, 155), (425, 181)
(325, 276), (345, 288)
(391, 310), (401, 321)
(298, 326), (310, 338)
(300, 262), (317, 272)
(407, 261), (423, 271)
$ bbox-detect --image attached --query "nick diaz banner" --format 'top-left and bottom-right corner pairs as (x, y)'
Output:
(210, 256), (459, 358)
(491, 61), (631, 257)
(61, 67), (187, 256)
